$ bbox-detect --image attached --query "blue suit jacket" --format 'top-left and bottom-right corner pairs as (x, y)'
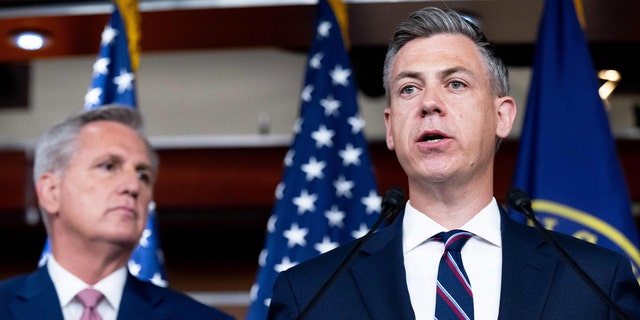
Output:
(0, 266), (234, 320)
(268, 208), (640, 319)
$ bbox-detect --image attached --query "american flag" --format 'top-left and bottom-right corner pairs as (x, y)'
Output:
(246, 0), (380, 318)
(39, 0), (168, 288)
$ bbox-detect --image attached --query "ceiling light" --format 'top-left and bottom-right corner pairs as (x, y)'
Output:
(11, 31), (49, 50)
(598, 69), (620, 103)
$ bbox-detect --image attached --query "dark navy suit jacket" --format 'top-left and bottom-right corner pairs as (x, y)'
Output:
(0, 266), (234, 320)
(268, 208), (640, 319)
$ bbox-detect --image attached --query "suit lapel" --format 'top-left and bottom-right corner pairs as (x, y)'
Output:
(498, 212), (558, 319)
(351, 214), (416, 320)
(12, 267), (64, 320)
(117, 274), (167, 320)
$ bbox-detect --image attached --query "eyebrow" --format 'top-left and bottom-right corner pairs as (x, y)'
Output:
(392, 66), (476, 88)
(438, 66), (476, 81)
(391, 71), (422, 88)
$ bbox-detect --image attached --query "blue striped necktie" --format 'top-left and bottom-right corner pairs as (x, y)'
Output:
(434, 229), (474, 320)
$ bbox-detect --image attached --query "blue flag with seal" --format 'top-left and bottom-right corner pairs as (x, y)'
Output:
(509, 0), (640, 281)
(39, 0), (168, 287)
(246, 0), (380, 318)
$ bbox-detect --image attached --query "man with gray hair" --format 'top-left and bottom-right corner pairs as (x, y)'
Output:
(0, 106), (233, 319)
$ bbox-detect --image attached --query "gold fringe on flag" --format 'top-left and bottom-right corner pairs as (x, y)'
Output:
(573, 0), (586, 29)
(327, 0), (350, 50)
(114, 0), (141, 71)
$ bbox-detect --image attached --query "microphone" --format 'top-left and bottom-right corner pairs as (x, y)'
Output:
(507, 188), (629, 320)
(297, 187), (405, 319)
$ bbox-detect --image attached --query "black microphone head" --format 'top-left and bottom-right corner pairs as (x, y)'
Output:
(382, 187), (404, 208)
(380, 187), (404, 224)
(507, 188), (532, 212)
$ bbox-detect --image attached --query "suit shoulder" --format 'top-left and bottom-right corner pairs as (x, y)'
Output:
(0, 273), (33, 295)
(283, 237), (360, 277)
(130, 279), (235, 319)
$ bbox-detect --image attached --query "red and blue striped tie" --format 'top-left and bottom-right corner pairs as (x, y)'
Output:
(434, 230), (474, 320)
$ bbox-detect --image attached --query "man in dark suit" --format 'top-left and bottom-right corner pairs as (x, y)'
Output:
(267, 6), (640, 320)
(0, 106), (233, 319)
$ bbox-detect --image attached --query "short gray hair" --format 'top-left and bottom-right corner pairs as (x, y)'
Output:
(33, 105), (159, 184)
(383, 7), (509, 100)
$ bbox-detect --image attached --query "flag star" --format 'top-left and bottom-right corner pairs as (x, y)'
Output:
(267, 214), (278, 233)
(334, 175), (355, 198)
(361, 190), (382, 214)
(139, 229), (151, 247)
(348, 115), (365, 134)
(150, 273), (168, 287)
(293, 118), (303, 134)
(320, 95), (341, 117)
(101, 25), (118, 46)
(309, 52), (323, 69)
(301, 84), (314, 102)
(284, 149), (295, 167)
(84, 87), (103, 107)
(283, 223), (309, 248)
(301, 156), (326, 181)
(250, 283), (259, 301)
(330, 64), (351, 86)
(317, 20), (332, 38)
(293, 189), (317, 214)
(352, 223), (371, 239)
(113, 69), (134, 93)
(325, 205), (345, 228)
(38, 253), (51, 267)
(92, 57), (110, 77)
(315, 236), (339, 254)
(258, 248), (268, 267)
(275, 182), (285, 200)
(128, 261), (141, 276)
(274, 256), (298, 273)
(339, 143), (363, 166)
(311, 125), (335, 148)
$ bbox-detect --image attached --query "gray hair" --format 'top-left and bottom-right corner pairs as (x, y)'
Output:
(382, 7), (509, 100)
(33, 105), (159, 184)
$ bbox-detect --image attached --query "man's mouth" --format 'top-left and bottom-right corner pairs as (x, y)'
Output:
(420, 133), (445, 143)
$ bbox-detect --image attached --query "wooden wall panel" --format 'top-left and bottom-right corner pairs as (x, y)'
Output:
(1, 139), (638, 217)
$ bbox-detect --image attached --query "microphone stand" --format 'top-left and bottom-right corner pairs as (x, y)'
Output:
(508, 188), (628, 320)
(297, 187), (404, 320)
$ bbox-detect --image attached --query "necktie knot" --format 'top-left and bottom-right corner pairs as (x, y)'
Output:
(77, 288), (104, 320)
(435, 229), (472, 252)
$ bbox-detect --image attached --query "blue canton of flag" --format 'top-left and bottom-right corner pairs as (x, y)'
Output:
(508, 0), (640, 281)
(38, 2), (168, 288)
(246, 0), (380, 318)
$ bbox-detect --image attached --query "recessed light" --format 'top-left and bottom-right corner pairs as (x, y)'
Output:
(11, 31), (50, 51)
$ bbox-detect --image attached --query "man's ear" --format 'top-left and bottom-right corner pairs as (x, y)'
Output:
(35, 173), (60, 217)
(384, 107), (395, 150)
(496, 96), (517, 138)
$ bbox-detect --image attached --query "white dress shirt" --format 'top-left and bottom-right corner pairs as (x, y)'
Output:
(403, 198), (503, 320)
(47, 255), (127, 320)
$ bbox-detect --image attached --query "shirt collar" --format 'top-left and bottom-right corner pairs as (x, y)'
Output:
(47, 255), (127, 309)
(403, 197), (502, 254)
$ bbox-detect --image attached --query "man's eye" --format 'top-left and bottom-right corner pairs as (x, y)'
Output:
(99, 162), (115, 171)
(449, 81), (465, 90)
(400, 85), (416, 95)
(137, 172), (151, 184)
